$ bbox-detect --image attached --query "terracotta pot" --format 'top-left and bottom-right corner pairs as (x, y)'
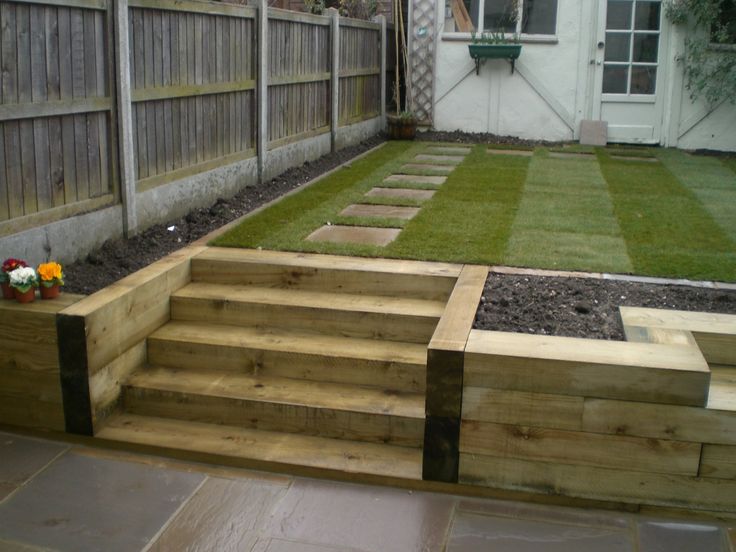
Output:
(387, 116), (417, 140)
(1, 281), (14, 300)
(13, 287), (36, 304)
(40, 284), (61, 300)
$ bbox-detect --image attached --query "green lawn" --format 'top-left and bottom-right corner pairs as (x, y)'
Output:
(212, 142), (736, 282)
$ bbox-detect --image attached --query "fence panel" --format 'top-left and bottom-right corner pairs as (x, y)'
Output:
(0, 0), (115, 234)
(338, 19), (381, 126)
(129, 0), (257, 191)
(267, 10), (331, 148)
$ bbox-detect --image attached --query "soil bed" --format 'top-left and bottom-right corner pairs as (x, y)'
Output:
(475, 273), (736, 341)
(63, 133), (736, 341)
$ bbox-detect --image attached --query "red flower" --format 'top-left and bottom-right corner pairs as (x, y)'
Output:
(2, 258), (28, 274)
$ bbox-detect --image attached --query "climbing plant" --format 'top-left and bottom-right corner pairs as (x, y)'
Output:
(664, 0), (736, 105)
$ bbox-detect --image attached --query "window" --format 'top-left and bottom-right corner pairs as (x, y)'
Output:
(457, 0), (558, 35)
(711, 0), (736, 45)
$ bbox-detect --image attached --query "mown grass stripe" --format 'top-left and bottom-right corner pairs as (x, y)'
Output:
(599, 150), (736, 282)
(504, 151), (632, 273)
(658, 149), (736, 243)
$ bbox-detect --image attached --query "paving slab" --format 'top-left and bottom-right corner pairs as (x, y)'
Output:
(610, 155), (659, 163)
(149, 477), (288, 552)
(549, 151), (596, 160)
(637, 520), (726, 552)
(580, 119), (608, 146)
(487, 148), (534, 156)
(384, 174), (447, 186)
(446, 511), (635, 552)
(0, 451), (204, 552)
(0, 433), (68, 501)
(401, 163), (454, 173)
(365, 187), (436, 201)
(260, 478), (454, 552)
(414, 154), (463, 164)
(306, 225), (401, 246)
(425, 146), (472, 155)
(340, 204), (420, 220)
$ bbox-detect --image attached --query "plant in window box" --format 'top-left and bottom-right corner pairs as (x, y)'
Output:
(468, 30), (522, 75)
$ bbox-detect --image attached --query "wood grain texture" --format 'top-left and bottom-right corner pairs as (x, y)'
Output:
(465, 330), (711, 407)
(699, 444), (736, 480)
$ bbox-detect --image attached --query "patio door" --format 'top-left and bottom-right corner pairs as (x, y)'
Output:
(592, 0), (669, 144)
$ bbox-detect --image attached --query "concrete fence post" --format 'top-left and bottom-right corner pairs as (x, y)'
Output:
(113, 0), (137, 237)
(257, 0), (269, 183)
(328, 8), (340, 152)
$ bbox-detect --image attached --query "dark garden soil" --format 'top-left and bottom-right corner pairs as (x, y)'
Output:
(63, 132), (736, 341)
(474, 273), (736, 341)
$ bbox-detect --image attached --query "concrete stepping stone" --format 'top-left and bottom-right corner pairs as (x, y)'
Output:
(414, 154), (463, 164)
(549, 151), (596, 160)
(365, 187), (436, 201)
(340, 204), (420, 220)
(425, 146), (471, 155)
(384, 174), (447, 186)
(487, 148), (534, 157)
(401, 164), (454, 173)
(306, 225), (401, 246)
(610, 155), (659, 163)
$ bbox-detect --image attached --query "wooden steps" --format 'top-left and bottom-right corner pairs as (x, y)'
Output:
(171, 283), (445, 344)
(96, 248), (461, 481)
(97, 413), (423, 480)
(122, 366), (425, 446)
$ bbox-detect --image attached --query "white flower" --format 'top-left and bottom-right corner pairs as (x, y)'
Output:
(9, 266), (37, 286)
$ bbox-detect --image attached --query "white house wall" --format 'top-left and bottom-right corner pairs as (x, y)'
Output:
(434, 1), (584, 141)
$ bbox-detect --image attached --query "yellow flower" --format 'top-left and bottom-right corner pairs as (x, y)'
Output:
(38, 262), (63, 282)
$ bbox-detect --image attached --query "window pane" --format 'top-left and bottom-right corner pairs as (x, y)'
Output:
(605, 32), (631, 62)
(463, 0), (481, 30)
(603, 64), (629, 94)
(633, 33), (659, 62)
(483, 0), (517, 32)
(607, 1), (633, 30)
(631, 65), (657, 94)
(634, 1), (660, 31)
(521, 0), (558, 34)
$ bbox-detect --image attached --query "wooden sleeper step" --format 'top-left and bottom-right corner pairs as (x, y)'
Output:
(97, 413), (423, 480)
(147, 321), (428, 392)
(123, 366), (425, 447)
(171, 283), (445, 344)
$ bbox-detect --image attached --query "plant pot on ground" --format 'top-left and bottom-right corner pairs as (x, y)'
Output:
(387, 112), (417, 140)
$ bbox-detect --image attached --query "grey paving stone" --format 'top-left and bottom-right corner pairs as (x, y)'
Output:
(149, 478), (288, 552)
(0, 451), (204, 552)
(257, 538), (362, 552)
(447, 512), (635, 552)
(365, 187), (436, 201)
(610, 155), (659, 163)
(425, 146), (471, 155)
(339, 204), (420, 220)
(401, 163), (454, 173)
(414, 154), (462, 164)
(263, 478), (454, 552)
(384, 174), (447, 185)
(637, 520), (726, 552)
(580, 120), (608, 146)
(306, 225), (401, 246)
(0, 433), (68, 500)
(549, 151), (596, 160)
(487, 149), (534, 157)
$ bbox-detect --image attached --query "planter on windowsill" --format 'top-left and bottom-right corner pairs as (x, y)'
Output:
(468, 44), (522, 75)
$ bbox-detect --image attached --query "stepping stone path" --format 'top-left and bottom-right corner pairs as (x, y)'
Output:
(549, 151), (596, 160)
(308, 145), (469, 247)
(610, 155), (659, 163)
(339, 204), (420, 220)
(365, 187), (436, 201)
(487, 148), (534, 157)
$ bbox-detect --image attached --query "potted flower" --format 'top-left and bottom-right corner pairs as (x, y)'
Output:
(468, 30), (522, 75)
(37, 262), (64, 300)
(8, 266), (38, 304)
(1, 258), (28, 300)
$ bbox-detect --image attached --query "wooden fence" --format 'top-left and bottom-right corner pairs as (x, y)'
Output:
(0, 0), (385, 238)
(0, 0), (117, 237)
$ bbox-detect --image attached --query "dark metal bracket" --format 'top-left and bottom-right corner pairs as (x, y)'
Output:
(472, 56), (516, 75)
